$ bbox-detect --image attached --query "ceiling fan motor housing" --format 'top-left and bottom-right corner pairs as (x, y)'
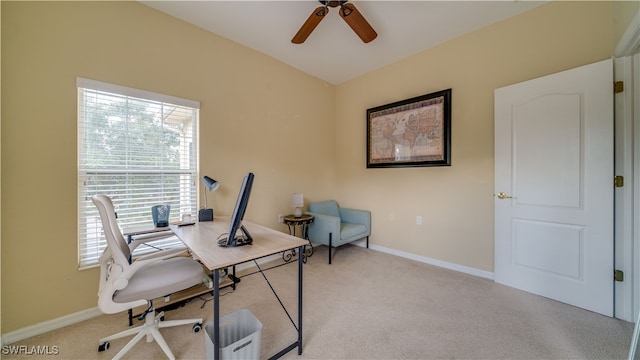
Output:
(320, 1), (348, 8)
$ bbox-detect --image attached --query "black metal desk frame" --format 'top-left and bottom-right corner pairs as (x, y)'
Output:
(212, 247), (304, 360)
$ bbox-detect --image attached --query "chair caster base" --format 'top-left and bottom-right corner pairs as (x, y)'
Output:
(192, 322), (202, 333)
(98, 341), (110, 352)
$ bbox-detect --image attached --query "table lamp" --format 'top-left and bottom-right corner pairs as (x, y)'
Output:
(199, 175), (219, 222)
(291, 193), (304, 218)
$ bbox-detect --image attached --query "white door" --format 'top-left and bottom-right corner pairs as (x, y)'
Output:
(494, 59), (614, 316)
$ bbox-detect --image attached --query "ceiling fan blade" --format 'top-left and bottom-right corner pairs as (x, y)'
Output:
(292, 6), (328, 44)
(339, 3), (377, 43)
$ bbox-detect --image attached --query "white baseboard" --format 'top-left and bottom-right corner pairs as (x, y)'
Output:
(349, 239), (495, 280)
(2, 307), (103, 346)
(2, 244), (493, 345)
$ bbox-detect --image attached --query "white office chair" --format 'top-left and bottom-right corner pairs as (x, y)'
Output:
(92, 194), (205, 360)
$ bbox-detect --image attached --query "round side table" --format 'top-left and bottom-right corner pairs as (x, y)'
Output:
(282, 214), (314, 262)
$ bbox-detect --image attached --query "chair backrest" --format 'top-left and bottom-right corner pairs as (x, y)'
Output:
(93, 194), (151, 313)
(309, 200), (341, 218)
(92, 194), (131, 268)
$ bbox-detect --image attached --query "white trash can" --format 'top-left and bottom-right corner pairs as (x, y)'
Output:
(205, 309), (263, 360)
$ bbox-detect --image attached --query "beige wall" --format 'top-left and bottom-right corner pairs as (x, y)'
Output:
(1, 1), (633, 333)
(334, 1), (620, 271)
(1, 0), (3, 337)
(1, 1), (335, 333)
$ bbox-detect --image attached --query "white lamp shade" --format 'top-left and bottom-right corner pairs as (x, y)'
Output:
(291, 193), (304, 208)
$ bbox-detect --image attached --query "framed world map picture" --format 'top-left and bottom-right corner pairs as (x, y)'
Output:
(366, 89), (451, 168)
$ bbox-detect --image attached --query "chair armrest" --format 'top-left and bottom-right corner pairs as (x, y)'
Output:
(305, 212), (341, 245)
(340, 208), (371, 230)
(128, 231), (176, 252)
(135, 247), (189, 261)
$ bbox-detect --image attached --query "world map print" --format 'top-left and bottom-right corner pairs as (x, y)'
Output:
(368, 96), (445, 164)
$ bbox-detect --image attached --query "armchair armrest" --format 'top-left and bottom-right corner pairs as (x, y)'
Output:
(340, 208), (371, 232)
(306, 212), (341, 246)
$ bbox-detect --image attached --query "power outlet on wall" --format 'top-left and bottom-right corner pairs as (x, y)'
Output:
(416, 215), (423, 225)
(278, 213), (284, 223)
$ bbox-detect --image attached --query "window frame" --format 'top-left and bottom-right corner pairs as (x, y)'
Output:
(77, 78), (200, 269)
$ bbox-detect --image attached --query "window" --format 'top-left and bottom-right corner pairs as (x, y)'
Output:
(77, 78), (199, 269)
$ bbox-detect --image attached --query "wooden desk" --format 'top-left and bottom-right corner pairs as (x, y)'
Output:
(170, 218), (307, 360)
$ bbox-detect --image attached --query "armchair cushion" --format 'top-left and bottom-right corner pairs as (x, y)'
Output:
(341, 223), (367, 240)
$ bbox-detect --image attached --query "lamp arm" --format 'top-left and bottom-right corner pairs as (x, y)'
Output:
(203, 184), (208, 209)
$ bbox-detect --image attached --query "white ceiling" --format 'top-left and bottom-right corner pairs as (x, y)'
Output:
(141, 1), (545, 85)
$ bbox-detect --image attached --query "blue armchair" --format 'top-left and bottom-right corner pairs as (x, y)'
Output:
(306, 200), (371, 264)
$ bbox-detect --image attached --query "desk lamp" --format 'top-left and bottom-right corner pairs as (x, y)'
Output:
(199, 175), (219, 222)
(292, 193), (304, 218)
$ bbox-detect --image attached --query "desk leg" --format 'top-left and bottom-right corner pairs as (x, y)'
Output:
(127, 235), (134, 325)
(298, 245), (303, 355)
(213, 269), (220, 360)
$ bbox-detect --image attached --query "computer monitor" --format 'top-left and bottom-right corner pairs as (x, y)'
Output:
(217, 172), (254, 247)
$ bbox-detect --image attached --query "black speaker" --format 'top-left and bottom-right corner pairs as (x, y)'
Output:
(199, 208), (213, 222)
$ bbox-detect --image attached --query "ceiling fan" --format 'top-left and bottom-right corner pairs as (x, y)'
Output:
(291, 1), (377, 44)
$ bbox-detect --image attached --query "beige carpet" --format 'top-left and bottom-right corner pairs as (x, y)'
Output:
(3, 244), (634, 359)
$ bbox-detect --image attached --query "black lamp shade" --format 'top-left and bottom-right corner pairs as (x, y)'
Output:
(202, 176), (220, 192)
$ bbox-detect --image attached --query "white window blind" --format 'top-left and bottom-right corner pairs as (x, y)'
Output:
(77, 78), (199, 269)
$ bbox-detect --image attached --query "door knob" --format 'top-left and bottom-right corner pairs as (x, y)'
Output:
(496, 192), (514, 199)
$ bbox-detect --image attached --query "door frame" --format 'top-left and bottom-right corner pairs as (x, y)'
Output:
(614, 7), (640, 322)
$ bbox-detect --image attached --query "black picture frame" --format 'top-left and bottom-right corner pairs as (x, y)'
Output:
(367, 89), (451, 168)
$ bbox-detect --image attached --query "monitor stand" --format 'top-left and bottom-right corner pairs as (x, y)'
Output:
(217, 225), (253, 247)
